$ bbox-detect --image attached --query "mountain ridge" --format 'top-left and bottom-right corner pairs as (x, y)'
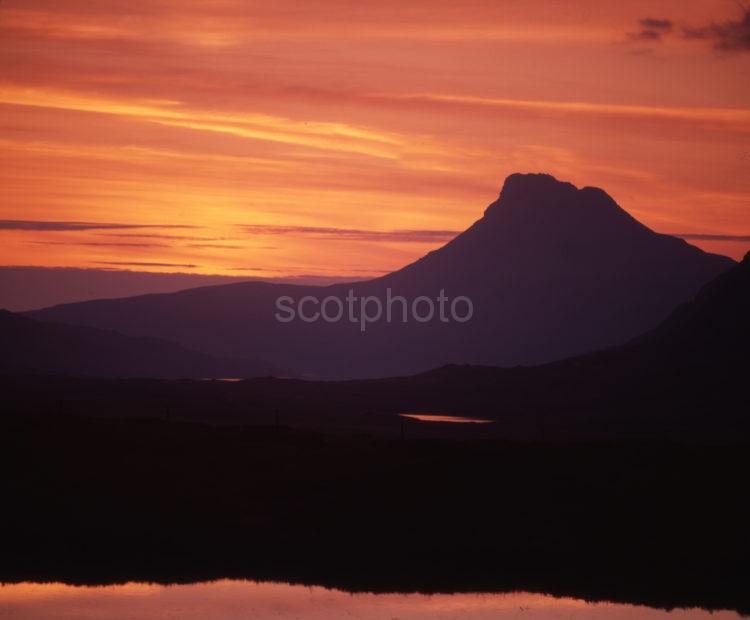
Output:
(0, 309), (274, 379)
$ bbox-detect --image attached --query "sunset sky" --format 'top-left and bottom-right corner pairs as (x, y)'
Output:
(1, 0), (749, 278)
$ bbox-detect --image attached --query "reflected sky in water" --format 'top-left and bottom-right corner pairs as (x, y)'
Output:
(0, 581), (742, 620)
(400, 413), (493, 424)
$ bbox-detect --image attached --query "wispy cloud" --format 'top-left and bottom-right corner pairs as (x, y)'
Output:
(104, 233), (233, 241)
(95, 261), (199, 268)
(33, 241), (169, 248)
(187, 243), (245, 249)
(640, 18), (674, 31)
(682, 7), (750, 53)
(625, 10), (750, 55)
(627, 17), (673, 43)
(226, 267), (288, 272)
(628, 30), (664, 42)
(373, 93), (750, 130)
(242, 225), (460, 243)
(0, 220), (196, 232)
(0, 87), (405, 160)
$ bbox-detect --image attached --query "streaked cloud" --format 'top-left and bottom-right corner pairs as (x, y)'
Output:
(104, 233), (234, 241)
(0, 220), (195, 232)
(628, 18), (673, 43)
(33, 241), (169, 248)
(95, 261), (199, 268)
(242, 225), (460, 243)
(682, 8), (750, 53)
(628, 30), (664, 42)
(0, 86), (406, 160)
(640, 18), (674, 31)
(186, 243), (245, 250)
(623, 7), (750, 55)
(367, 93), (750, 131)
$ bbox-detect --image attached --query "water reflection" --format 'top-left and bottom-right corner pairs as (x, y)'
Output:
(400, 413), (493, 424)
(0, 581), (741, 620)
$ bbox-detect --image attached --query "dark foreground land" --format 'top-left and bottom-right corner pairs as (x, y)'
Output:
(1, 412), (749, 615)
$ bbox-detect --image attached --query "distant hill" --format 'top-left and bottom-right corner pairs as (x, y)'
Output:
(626, 246), (750, 364)
(29, 173), (734, 379)
(0, 309), (273, 379)
(0, 266), (363, 312)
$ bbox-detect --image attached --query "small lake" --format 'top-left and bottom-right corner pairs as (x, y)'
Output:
(0, 581), (741, 619)
(400, 413), (494, 424)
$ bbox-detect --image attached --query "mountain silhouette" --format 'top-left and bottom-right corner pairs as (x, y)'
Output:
(29, 173), (734, 379)
(0, 309), (272, 379)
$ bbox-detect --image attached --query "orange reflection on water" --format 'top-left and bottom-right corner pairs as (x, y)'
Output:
(0, 581), (742, 620)
(400, 413), (493, 424)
